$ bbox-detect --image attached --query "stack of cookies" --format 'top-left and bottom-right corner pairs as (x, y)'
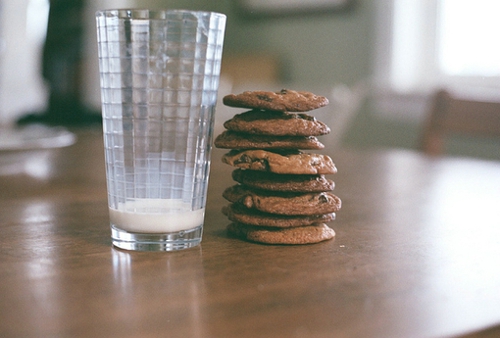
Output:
(214, 89), (341, 245)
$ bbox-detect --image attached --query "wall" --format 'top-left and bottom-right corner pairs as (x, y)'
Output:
(128, 0), (375, 87)
(0, 0), (48, 125)
(2, 0), (497, 160)
(221, 1), (374, 87)
(1, 0), (374, 124)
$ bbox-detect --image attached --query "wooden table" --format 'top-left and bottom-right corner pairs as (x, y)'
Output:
(1, 128), (499, 338)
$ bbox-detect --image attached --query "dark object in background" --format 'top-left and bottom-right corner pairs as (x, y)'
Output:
(17, 0), (101, 126)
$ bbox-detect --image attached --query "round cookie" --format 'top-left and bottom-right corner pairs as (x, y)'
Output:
(223, 110), (330, 136)
(222, 149), (337, 175)
(222, 204), (336, 228)
(227, 222), (335, 245)
(223, 89), (329, 112)
(214, 130), (324, 150)
(232, 169), (335, 192)
(222, 185), (342, 216)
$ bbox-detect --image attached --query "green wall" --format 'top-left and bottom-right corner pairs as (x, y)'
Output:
(134, 0), (374, 86)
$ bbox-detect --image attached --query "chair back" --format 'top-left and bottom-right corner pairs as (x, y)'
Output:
(420, 89), (500, 155)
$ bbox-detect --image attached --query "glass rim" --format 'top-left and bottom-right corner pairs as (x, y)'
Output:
(96, 8), (226, 21)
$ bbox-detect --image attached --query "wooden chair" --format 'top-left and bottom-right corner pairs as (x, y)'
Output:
(420, 89), (500, 155)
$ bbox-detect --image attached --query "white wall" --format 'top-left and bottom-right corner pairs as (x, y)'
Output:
(0, 0), (48, 125)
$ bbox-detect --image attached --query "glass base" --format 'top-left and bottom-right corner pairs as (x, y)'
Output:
(111, 225), (202, 251)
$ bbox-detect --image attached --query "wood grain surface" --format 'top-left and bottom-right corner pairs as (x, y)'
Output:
(1, 128), (499, 338)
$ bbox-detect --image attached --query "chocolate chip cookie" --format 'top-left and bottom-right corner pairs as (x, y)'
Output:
(223, 110), (330, 136)
(214, 130), (325, 150)
(227, 222), (335, 245)
(232, 169), (335, 192)
(223, 89), (329, 112)
(222, 184), (342, 216)
(222, 203), (335, 227)
(222, 149), (337, 175)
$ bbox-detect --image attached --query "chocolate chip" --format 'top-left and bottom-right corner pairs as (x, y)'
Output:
(257, 94), (273, 102)
(318, 193), (329, 203)
(258, 159), (270, 171)
(234, 154), (251, 165)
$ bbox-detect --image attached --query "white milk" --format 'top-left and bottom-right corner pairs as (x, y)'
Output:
(109, 199), (204, 233)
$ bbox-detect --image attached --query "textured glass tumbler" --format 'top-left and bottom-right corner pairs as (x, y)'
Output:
(96, 9), (226, 251)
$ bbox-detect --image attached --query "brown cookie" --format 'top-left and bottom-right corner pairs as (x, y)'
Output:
(222, 204), (336, 228)
(223, 110), (330, 136)
(232, 169), (335, 192)
(222, 149), (337, 175)
(227, 222), (335, 245)
(223, 89), (329, 112)
(214, 130), (324, 150)
(222, 185), (342, 216)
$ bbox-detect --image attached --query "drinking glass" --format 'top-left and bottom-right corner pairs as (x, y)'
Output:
(96, 9), (226, 251)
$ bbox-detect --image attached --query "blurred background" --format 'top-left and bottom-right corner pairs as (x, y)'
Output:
(1, 0), (499, 160)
